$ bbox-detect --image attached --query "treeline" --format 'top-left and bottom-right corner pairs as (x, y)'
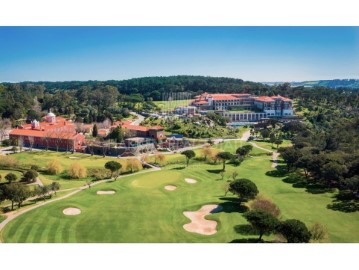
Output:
(276, 92), (359, 206)
(1, 76), (359, 124)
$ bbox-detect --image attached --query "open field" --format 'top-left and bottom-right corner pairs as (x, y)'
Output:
(2, 145), (358, 243)
(153, 99), (192, 111)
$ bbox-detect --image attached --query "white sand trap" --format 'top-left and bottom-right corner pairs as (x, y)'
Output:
(185, 178), (197, 184)
(97, 190), (116, 195)
(272, 152), (279, 168)
(183, 204), (223, 235)
(63, 207), (81, 215)
(164, 185), (177, 191)
(69, 156), (80, 159)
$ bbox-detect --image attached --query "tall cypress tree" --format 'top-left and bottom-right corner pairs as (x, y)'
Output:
(92, 124), (98, 137)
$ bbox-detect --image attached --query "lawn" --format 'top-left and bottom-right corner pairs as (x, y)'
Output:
(250, 139), (292, 151)
(153, 99), (192, 111)
(0, 169), (24, 183)
(11, 151), (129, 170)
(2, 147), (358, 243)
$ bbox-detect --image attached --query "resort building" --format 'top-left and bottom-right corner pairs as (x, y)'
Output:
(9, 111), (85, 152)
(190, 92), (294, 122)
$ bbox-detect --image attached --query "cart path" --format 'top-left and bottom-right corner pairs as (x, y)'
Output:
(0, 167), (161, 243)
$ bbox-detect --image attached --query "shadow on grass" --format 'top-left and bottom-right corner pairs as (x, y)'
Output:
(229, 238), (263, 243)
(170, 166), (186, 170)
(282, 174), (335, 194)
(327, 201), (359, 213)
(218, 197), (248, 213)
(234, 224), (258, 235)
(207, 169), (223, 174)
(327, 191), (359, 213)
(266, 167), (288, 177)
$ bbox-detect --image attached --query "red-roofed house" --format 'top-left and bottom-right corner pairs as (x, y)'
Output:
(9, 111), (85, 152)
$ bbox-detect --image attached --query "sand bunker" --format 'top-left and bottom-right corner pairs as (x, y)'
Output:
(97, 190), (116, 195)
(183, 204), (223, 235)
(164, 185), (177, 191)
(185, 178), (197, 184)
(69, 156), (80, 159)
(272, 152), (279, 168)
(63, 207), (81, 215)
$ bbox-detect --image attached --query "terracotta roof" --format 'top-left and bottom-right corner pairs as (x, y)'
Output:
(10, 127), (77, 139)
(255, 96), (275, 102)
(148, 126), (164, 130)
(193, 100), (209, 105)
(122, 124), (149, 132)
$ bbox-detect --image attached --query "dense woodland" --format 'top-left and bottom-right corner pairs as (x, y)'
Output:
(1, 76), (359, 124)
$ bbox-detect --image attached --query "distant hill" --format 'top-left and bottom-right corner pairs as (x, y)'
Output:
(290, 79), (359, 89)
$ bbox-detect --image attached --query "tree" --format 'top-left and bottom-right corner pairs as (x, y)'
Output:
(274, 138), (283, 149)
(249, 195), (281, 218)
(309, 222), (329, 243)
(92, 124), (98, 138)
(5, 173), (17, 183)
(107, 126), (124, 143)
(236, 145), (253, 157)
(50, 182), (60, 195)
(278, 147), (302, 171)
(277, 219), (311, 243)
(104, 161), (122, 179)
(0, 118), (11, 142)
(46, 160), (63, 175)
(68, 162), (87, 179)
(216, 152), (233, 171)
(23, 170), (38, 183)
(127, 158), (142, 173)
(269, 132), (276, 146)
(321, 161), (348, 184)
(244, 210), (280, 241)
(220, 171), (225, 180)
(35, 185), (50, 201)
(3, 183), (31, 210)
(181, 150), (195, 167)
(201, 145), (214, 161)
(229, 178), (259, 202)
(260, 129), (270, 140)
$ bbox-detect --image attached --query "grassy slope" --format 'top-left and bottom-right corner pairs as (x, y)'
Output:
(153, 100), (191, 111)
(9, 151), (137, 190)
(2, 143), (359, 243)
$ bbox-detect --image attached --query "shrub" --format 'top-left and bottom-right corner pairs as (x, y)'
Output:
(46, 160), (63, 175)
(23, 170), (38, 183)
(30, 165), (40, 171)
(249, 195), (281, 218)
(89, 168), (110, 180)
(68, 162), (87, 179)
(126, 159), (142, 173)
(309, 222), (330, 243)
(5, 173), (17, 183)
(0, 156), (19, 169)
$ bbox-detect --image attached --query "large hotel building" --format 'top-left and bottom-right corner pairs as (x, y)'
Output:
(191, 92), (294, 122)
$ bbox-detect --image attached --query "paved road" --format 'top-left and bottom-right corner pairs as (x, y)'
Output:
(130, 112), (145, 126)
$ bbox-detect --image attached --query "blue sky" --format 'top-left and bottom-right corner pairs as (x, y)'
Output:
(0, 27), (358, 82)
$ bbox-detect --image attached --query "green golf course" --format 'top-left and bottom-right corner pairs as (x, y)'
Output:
(2, 146), (359, 243)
